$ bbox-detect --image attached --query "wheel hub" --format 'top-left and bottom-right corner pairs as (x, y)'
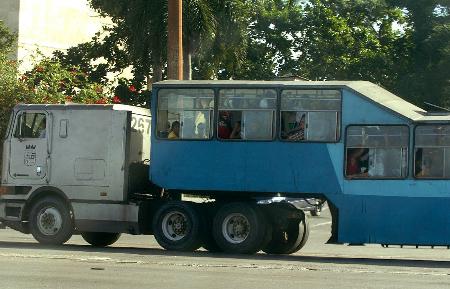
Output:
(223, 213), (250, 244)
(162, 211), (188, 241)
(37, 207), (63, 236)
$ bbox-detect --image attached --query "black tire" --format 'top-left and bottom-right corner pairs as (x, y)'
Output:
(28, 196), (73, 245)
(212, 202), (269, 254)
(263, 215), (310, 255)
(81, 232), (121, 247)
(152, 201), (203, 251)
(201, 205), (222, 253)
(202, 232), (222, 252)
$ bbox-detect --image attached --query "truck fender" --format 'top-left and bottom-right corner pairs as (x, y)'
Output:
(22, 186), (73, 221)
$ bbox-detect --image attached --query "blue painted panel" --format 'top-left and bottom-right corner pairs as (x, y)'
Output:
(330, 194), (450, 245)
(342, 90), (405, 125)
(150, 140), (341, 194)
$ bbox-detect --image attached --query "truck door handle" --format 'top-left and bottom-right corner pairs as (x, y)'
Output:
(14, 173), (29, 177)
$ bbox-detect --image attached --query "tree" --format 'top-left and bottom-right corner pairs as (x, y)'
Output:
(52, 0), (449, 107)
(0, 20), (15, 52)
(388, 0), (450, 107)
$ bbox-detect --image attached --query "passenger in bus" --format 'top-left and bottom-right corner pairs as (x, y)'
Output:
(415, 149), (434, 177)
(218, 111), (232, 139)
(168, 121), (180, 139)
(286, 113), (306, 140)
(195, 122), (208, 139)
(230, 121), (241, 139)
(346, 148), (368, 177)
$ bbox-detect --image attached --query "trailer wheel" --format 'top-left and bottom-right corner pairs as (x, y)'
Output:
(81, 232), (121, 247)
(263, 216), (310, 255)
(212, 202), (269, 254)
(29, 197), (73, 245)
(201, 205), (222, 253)
(153, 201), (203, 251)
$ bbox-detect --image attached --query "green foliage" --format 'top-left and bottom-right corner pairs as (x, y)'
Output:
(192, 0), (254, 79)
(21, 56), (108, 104)
(0, 20), (16, 52)
(90, 0), (167, 82)
(390, 0), (450, 107)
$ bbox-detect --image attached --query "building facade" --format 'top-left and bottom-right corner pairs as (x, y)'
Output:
(0, 0), (108, 71)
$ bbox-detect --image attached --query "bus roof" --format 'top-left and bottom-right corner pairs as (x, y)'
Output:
(154, 80), (450, 122)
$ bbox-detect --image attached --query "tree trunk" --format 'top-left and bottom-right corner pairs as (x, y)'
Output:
(183, 38), (192, 80)
(152, 63), (163, 83)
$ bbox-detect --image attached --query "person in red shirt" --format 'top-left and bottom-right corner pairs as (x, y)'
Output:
(346, 148), (367, 177)
(218, 111), (232, 139)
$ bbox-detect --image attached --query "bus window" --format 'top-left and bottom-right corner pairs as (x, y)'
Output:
(414, 125), (450, 178)
(280, 90), (341, 142)
(157, 89), (214, 140)
(345, 125), (409, 179)
(218, 88), (276, 140)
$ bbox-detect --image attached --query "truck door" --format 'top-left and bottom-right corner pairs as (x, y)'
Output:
(9, 111), (49, 181)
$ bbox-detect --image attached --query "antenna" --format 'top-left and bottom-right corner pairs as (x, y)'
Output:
(423, 102), (450, 112)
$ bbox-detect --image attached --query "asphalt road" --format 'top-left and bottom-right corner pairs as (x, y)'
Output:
(0, 206), (449, 289)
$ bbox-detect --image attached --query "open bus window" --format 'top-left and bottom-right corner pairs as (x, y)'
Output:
(13, 112), (46, 139)
(157, 89), (214, 140)
(345, 125), (409, 179)
(415, 125), (450, 178)
(280, 90), (341, 142)
(218, 88), (276, 140)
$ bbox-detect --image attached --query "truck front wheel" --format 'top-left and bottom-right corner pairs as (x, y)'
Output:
(81, 232), (121, 247)
(29, 197), (73, 245)
(153, 201), (203, 251)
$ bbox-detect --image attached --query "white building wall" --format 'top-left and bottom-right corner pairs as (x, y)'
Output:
(0, 0), (110, 71)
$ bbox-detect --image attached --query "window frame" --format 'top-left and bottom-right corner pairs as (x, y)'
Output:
(344, 124), (410, 180)
(279, 89), (342, 143)
(413, 123), (450, 180)
(216, 87), (277, 142)
(155, 87), (216, 141)
(13, 111), (47, 139)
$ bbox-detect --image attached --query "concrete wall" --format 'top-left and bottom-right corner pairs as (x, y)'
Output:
(0, 0), (109, 71)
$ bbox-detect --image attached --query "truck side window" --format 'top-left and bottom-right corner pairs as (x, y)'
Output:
(13, 112), (46, 139)
(415, 125), (450, 178)
(157, 89), (214, 140)
(218, 88), (276, 140)
(345, 125), (409, 179)
(280, 89), (341, 142)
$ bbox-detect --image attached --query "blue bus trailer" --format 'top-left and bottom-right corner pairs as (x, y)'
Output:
(1, 80), (449, 254)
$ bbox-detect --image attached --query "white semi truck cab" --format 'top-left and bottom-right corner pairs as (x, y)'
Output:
(0, 104), (154, 245)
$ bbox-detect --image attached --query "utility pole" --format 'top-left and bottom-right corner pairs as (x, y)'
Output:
(167, 0), (183, 80)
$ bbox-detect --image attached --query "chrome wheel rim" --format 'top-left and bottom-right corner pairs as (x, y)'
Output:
(37, 207), (63, 236)
(222, 213), (250, 244)
(161, 211), (188, 241)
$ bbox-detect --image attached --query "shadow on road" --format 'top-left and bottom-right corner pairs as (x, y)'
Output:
(0, 240), (449, 269)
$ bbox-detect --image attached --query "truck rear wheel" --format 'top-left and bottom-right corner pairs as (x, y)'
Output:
(263, 216), (309, 255)
(153, 201), (203, 251)
(29, 196), (73, 245)
(212, 202), (270, 254)
(81, 232), (121, 247)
